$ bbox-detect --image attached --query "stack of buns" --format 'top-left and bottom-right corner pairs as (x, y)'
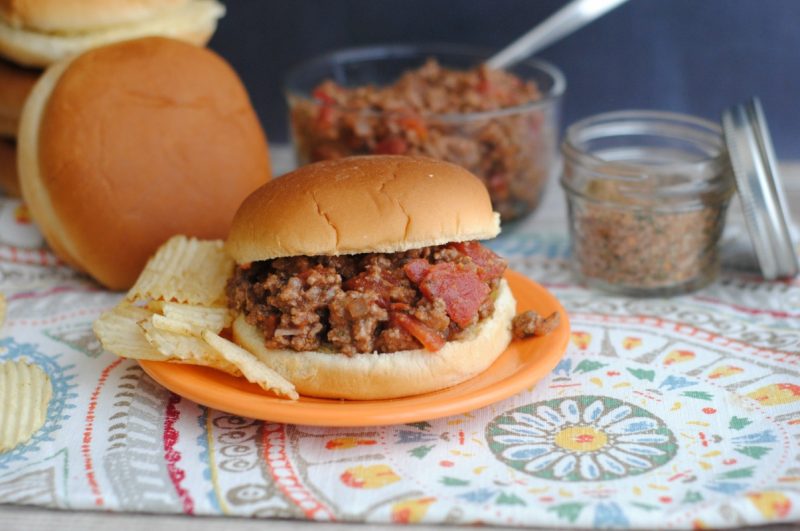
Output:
(19, 36), (271, 289)
(0, 0), (225, 196)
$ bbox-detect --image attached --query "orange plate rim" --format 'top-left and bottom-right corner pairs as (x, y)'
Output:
(139, 269), (570, 427)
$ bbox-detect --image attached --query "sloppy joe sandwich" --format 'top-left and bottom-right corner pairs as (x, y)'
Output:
(0, 0), (224, 67)
(18, 37), (271, 289)
(225, 155), (517, 399)
(94, 156), (559, 402)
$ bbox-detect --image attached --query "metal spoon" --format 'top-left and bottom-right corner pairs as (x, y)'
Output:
(487, 0), (629, 70)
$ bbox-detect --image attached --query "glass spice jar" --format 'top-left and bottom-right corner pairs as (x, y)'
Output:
(561, 110), (735, 297)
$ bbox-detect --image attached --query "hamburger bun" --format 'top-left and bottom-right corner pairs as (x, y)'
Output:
(19, 37), (271, 289)
(226, 155), (501, 264)
(226, 155), (512, 400)
(0, 59), (38, 138)
(0, 0), (192, 32)
(0, 0), (224, 67)
(0, 138), (18, 196)
(233, 278), (516, 400)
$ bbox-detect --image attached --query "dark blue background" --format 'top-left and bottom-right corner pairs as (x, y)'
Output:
(208, 0), (800, 158)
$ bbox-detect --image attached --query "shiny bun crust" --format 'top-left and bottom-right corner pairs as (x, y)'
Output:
(18, 37), (271, 289)
(226, 155), (501, 264)
(233, 278), (516, 400)
(0, 0), (224, 67)
(0, 0), (190, 32)
(0, 59), (37, 137)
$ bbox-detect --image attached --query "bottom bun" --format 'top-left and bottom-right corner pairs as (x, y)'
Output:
(0, 139), (19, 197)
(0, 115), (17, 137)
(233, 278), (516, 400)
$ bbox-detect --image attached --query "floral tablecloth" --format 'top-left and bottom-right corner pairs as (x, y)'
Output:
(1, 184), (800, 529)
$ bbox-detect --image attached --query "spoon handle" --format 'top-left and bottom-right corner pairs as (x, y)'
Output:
(487, 0), (629, 70)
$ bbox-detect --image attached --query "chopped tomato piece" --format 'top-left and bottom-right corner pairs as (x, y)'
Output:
(392, 312), (445, 351)
(404, 259), (431, 284)
(450, 241), (506, 282)
(419, 262), (490, 328)
(316, 105), (334, 128)
(398, 116), (428, 140)
(344, 271), (384, 292)
(373, 137), (408, 155)
(344, 269), (404, 306)
(312, 87), (336, 105)
(477, 66), (492, 95)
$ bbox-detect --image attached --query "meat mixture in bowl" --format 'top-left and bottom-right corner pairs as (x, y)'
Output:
(289, 59), (551, 220)
(226, 241), (507, 355)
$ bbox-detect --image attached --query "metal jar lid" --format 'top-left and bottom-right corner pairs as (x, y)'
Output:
(721, 97), (799, 280)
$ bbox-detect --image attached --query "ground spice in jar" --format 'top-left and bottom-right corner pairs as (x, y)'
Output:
(570, 196), (727, 290)
(561, 111), (734, 296)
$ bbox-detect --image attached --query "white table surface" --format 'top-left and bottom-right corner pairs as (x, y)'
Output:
(1, 150), (798, 531)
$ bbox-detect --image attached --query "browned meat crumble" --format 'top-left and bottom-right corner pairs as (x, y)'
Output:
(226, 241), (507, 355)
(511, 310), (561, 339)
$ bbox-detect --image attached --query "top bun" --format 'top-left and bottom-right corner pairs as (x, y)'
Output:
(0, 0), (191, 32)
(18, 37), (271, 289)
(226, 155), (500, 264)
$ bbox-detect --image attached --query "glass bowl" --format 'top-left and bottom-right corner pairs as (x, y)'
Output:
(284, 44), (566, 221)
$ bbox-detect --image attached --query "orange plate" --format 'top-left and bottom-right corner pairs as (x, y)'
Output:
(140, 269), (570, 427)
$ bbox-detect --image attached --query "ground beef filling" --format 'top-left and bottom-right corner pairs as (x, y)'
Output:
(511, 310), (561, 339)
(226, 241), (507, 355)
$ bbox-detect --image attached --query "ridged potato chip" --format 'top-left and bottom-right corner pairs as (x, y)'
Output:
(202, 330), (299, 400)
(127, 236), (234, 306)
(145, 300), (165, 313)
(93, 304), (166, 361)
(93, 235), (300, 401)
(0, 360), (52, 452)
(154, 303), (232, 336)
(151, 314), (196, 336)
(140, 320), (241, 376)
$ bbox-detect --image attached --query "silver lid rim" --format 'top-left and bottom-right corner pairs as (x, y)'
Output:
(721, 98), (799, 280)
